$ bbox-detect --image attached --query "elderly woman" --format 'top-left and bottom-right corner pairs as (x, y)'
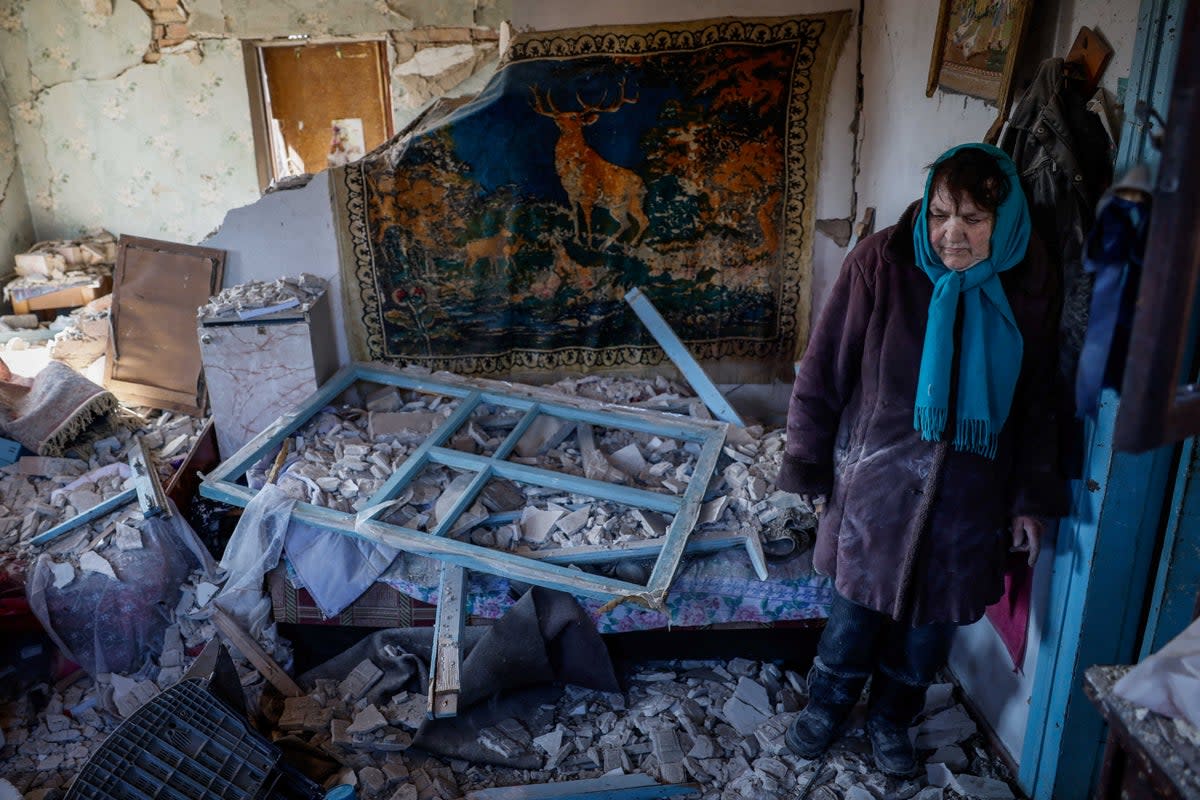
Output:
(777, 143), (1067, 777)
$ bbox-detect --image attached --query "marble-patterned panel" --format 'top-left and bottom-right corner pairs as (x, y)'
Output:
(200, 320), (318, 459)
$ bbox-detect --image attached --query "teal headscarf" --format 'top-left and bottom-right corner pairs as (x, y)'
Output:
(912, 143), (1031, 459)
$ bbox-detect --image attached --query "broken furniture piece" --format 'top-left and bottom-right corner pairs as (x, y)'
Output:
(129, 436), (170, 519)
(624, 288), (745, 427)
(198, 274), (338, 458)
(63, 673), (324, 800)
(429, 563), (466, 719)
(1084, 665), (1200, 799)
(6, 230), (116, 320)
(104, 235), (226, 415)
(200, 362), (730, 608)
(210, 606), (303, 698)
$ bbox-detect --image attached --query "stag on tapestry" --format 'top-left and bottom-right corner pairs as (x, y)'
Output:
(337, 14), (850, 381)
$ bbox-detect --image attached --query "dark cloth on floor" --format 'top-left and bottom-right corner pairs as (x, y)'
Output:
(298, 586), (619, 767)
(778, 202), (1068, 626)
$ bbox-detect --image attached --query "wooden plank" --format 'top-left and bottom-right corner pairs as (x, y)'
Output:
(465, 774), (700, 799)
(428, 563), (466, 718)
(129, 436), (170, 518)
(644, 426), (727, 599)
(513, 529), (755, 566)
(432, 447), (683, 514)
(210, 606), (302, 698)
(624, 287), (744, 427)
(30, 488), (136, 546)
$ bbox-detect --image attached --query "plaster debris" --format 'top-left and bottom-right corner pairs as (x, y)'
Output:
(928, 744), (969, 771)
(198, 274), (327, 321)
(48, 560), (75, 588)
(78, 551), (117, 580)
(915, 705), (978, 749)
(339, 659), (385, 701)
(951, 774), (1015, 799)
(348, 704), (390, 736)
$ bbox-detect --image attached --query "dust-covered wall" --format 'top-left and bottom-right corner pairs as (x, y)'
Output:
(0, 0), (505, 247)
(0, 77), (35, 280)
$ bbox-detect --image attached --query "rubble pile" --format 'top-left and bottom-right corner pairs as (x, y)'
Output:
(0, 676), (117, 796)
(0, 653), (1021, 800)
(3, 231), (116, 306)
(0, 411), (204, 557)
(47, 297), (111, 371)
(266, 375), (798, 556)
(198, 273), (328, 320)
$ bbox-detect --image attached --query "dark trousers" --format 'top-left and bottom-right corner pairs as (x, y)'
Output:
(811, 591), (957, 725)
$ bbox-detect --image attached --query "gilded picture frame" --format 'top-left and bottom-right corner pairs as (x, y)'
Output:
(926, 0), (1033, 107)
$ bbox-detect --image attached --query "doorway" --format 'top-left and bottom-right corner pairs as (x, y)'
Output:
(246, 39), (394, 188)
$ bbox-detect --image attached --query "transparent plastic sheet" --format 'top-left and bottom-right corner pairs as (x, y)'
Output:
(27, 501), (217, 677)
(1115, 615), (1200, 728)
(212, 483), (294, 664)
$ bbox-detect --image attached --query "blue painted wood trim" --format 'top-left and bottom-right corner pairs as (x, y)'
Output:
(1140, 437), (1200, 657)
(30, 488), (137, 546)
(431, 446), (684, 513)
(200, 362), (728, 604)
(625, 287), (745, 426)
(1018, 1), (1186, 795)
(359, 390), (483, 518)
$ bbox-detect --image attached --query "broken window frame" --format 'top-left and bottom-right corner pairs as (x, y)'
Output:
(199, 362), (730, 606)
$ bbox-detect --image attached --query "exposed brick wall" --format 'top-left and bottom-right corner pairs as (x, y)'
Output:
(131, 0), (191, 62)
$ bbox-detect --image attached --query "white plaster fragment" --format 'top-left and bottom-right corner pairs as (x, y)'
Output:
(79, 551), (117, 580)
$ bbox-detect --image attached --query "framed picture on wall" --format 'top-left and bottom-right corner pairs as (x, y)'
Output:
(926, 0), (1033, 107)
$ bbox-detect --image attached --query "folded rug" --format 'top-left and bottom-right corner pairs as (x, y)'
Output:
(0, 359), (117, 456)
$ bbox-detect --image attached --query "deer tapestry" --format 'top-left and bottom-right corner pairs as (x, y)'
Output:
(333, 13), (851, 382)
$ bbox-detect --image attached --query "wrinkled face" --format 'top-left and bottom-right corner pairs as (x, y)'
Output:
(927, 181), (995, 271)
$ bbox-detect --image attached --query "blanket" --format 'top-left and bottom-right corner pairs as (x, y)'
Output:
(334, 13), (850, 383)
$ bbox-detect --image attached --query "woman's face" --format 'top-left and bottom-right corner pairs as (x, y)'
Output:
(927, 181), (995, 271)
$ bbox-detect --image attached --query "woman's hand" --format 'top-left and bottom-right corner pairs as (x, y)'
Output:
(799, 495), (827, 517)
(1010, 515), (1045, 566)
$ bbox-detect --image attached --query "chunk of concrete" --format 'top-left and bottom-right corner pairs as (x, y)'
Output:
(520, 506), (564, 544)
(514, 416), (575, 458)
(79, 551), (117, 580)
(915, 705), (977, 749)
(951, 775), (1014, 799)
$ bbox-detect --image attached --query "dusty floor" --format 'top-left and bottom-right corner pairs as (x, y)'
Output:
(0, 654), (1021, 800)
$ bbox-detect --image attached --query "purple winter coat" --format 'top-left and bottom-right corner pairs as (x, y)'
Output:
(778, 202), (1069, 626)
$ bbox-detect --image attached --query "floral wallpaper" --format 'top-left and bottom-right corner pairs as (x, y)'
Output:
(0, 0), (505, 249)
(0, 79), (34, 279)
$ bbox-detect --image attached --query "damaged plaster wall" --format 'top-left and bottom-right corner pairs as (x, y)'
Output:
(0, 0), (259, 243)
(185, 0), (504, 133)
(0, 0), (505, 247)
(0, 76), (35, 280)
(202, 172), (349, 364)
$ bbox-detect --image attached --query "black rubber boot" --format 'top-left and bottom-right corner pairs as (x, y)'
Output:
(865, 671), (927, 777)
(785, 660), (867, 759)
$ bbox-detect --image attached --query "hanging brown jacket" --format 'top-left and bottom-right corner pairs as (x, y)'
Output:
(778, 203), (1069, 626)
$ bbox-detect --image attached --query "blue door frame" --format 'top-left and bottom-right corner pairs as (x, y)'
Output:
(1018, 1), (1188, 797)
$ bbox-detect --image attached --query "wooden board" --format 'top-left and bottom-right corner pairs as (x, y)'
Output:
(104, 235), (225, 415)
